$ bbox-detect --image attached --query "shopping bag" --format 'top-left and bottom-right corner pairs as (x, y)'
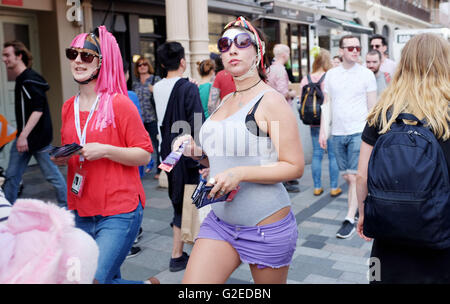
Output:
(181, 184), (200, 244)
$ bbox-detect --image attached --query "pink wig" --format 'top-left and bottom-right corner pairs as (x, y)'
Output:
(70, 26), (128, 131)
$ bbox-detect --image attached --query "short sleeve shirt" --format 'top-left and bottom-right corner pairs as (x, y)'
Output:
(212, 70), (236, 99)
(267, 62), (290, 104)
(324, 64), (377, 135)
(61, 94), (153, 217)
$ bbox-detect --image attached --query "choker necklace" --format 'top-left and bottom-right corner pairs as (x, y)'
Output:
(233, 79), (261, 97)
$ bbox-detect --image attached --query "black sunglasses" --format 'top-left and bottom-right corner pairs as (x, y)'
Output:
(66, 48), (99, 63)
(370, 44), (382, 49)
(217, 33), (255, 53)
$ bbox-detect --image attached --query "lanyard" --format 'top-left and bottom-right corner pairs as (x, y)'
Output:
(74, 94), (99, 162)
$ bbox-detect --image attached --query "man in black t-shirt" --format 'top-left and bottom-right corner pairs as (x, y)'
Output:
(1, 41), (66, 206)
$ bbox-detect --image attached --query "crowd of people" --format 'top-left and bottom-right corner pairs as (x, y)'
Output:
(0, 16), (448, 284)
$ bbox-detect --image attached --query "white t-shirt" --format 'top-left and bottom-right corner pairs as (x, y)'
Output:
(380, 58), (397, 78)
(324, 64), (377, 136)
(153, 77), (181, 148)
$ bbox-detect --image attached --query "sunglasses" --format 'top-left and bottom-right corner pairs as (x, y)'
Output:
(217, 33), (255, 53)
(370, 44), (382, 49)
(138, 62), (148, 67)
(65, 48), (99, 63)
(343, 46), (361, 52)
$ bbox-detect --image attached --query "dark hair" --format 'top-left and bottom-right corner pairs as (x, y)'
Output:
(197, 59), (215, 77)
(214, 56), (224, 73)
(220, 26), (270, 81)
(123, 60), (129, 73)
(339, 35), (360, 48)
(369, 34), (387, 46)
(366, 49), (382, 61)
(3, 40), (33, 68)
(156, 42), (185, 72)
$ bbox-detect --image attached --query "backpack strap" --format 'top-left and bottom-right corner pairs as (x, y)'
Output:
(317, 73), (326, 85)
(307, 74), (312, 84)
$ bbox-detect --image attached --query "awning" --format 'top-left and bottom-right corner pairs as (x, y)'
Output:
(318, 16), (374, 35)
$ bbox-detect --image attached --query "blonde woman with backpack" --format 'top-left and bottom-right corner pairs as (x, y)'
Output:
(356, 33), (450, 284)
(299, 49), (341, 198)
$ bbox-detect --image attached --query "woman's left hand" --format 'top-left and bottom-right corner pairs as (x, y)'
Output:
(80, 143), (107, 161)
(207, 167), (243, 199)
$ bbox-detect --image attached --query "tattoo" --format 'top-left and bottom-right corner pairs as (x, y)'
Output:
(208, 87), (221, 114)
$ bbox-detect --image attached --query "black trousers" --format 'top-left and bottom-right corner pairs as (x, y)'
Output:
(144, 121), (161, 173)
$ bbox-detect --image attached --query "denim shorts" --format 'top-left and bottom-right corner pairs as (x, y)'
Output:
(196, 210), (298, 269)
(332, 133), (362, 175)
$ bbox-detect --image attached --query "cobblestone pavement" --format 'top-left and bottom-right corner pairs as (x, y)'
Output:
(19, 158), (372, 284)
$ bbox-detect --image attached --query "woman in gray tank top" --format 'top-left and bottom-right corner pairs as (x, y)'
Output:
(173, 17), (304, 284)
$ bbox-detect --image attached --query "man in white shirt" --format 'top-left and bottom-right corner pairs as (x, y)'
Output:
(369, 34), (397, 79)
(319, 35), (377, 239)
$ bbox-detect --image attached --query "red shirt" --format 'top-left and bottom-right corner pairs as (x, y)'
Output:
(212, 70), (236, 99)
(61, 94), (153, 217)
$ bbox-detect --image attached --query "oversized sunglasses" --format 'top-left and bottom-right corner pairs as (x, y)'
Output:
(217, 33), (255, 53)
(343, 46), (361, 52)
(65, 48), (99, 63)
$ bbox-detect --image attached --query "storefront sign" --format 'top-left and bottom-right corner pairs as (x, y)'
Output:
(1, 0), (23, 6)
(271, 6), (314, 24)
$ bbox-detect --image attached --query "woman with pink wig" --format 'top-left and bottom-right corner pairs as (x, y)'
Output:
(52, 26), (158, 284)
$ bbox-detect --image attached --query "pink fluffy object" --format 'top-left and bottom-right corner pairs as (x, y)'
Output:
(0, 199), (99, 284)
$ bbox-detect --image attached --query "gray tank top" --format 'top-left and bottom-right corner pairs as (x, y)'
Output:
(199, 89), (291, 226)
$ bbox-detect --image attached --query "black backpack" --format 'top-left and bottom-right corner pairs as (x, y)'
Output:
(299, 74), (326, 125)
(363, 113), (450, 249)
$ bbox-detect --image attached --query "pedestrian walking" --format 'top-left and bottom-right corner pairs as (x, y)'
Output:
(356, 33), (450, 284)
(1, 41), (67, 207)
(54, 26), (158, 284)
(267, 43), (300, 192)
(153, 41), (205, 272)
(197, 59), (215, 119)
(132, 56), (161, 178)
(318, 35), (377, 239)
(175, 16), (304, 284)
(369, 34), (397, 80)
(365, 50), (390, 98)
(299, 49), (341, 197)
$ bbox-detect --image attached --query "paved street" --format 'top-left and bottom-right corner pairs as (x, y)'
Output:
(19, 158), (372, 284)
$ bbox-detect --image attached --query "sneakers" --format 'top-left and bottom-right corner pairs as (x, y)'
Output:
(169, 252), (189, 272)
(330, 187), (342, 197)
(336, 220), (355, 239)
(126, 246), (142, 259)
(134, 227), (143, 245)
(313, 188), (324, 196)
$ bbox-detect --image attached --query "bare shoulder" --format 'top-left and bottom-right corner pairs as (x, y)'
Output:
(259, 87), (291, 112)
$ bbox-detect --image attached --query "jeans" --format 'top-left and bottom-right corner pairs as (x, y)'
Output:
(332, 132), (362, 175)
(310, 127), (339, 189)
(74, 202), (144, 284)
(3, 141), (67, 206)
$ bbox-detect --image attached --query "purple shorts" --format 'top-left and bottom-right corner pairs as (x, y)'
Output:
(196, 210), (298, 269)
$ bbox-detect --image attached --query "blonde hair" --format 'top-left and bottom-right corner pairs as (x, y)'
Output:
(312, 49), (333, 73)
(367, 33), (450, 140)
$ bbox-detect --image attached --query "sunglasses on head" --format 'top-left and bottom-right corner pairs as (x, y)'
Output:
(343, 46), (361, 52)
(217, 32), (255, 53)
(65, 48), (99, 63)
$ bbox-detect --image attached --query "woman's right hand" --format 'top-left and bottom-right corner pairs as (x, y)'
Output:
(172, 134), (203, 159)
